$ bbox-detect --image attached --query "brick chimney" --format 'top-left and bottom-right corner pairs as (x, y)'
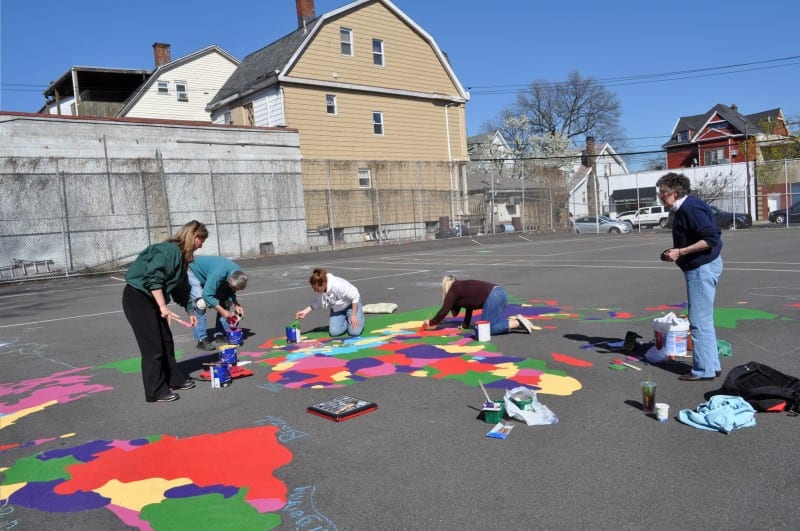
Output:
(731, 103), (738, 112)
(296, 0), (315, 29)
(153, 43), (171, 67)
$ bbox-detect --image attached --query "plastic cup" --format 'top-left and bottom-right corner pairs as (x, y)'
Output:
(641, 381), (656, 414)
(655, 402), (669, 422)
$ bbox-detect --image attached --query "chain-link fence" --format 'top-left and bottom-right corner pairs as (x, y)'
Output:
(0, 157), (568, 284)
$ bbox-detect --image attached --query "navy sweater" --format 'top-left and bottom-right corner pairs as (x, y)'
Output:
(671, 195), (722, 272)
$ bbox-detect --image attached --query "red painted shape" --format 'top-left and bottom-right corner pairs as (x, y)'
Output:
(551, 353), (593, 367)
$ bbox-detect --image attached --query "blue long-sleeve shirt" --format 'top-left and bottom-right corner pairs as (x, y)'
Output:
(671, 195), (722, 272)
(189, 256), (241, 308)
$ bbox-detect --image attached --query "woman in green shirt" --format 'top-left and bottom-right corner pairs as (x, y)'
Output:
(122, 220), (208, 403)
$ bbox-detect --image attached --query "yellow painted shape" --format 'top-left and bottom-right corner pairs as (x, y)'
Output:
(410, 370), (429, 377)
(0, 483), (25, 499)
(94, 477), (192, 511)
(538, 373), (582, 396)
(439, 344), (485, 354)
(0, 400), (58, 430)
(273, 361), (297, 371)
(491, 363), (519, 378)
(331, 371), (352, 382)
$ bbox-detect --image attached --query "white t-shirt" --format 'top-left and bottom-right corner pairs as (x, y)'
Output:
(311, 273), (361, 312)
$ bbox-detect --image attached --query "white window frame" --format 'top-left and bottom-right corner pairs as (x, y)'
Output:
(326, 94), (337, 115)
(704, 148), (725, 166)
(358, 168), (372, 188)
(372, 38), (384, 66)
(372, 111), (384, 135)
(157, 81), (169, 94)
(175, 81), (188, 101)
(340, 27), (353, 56)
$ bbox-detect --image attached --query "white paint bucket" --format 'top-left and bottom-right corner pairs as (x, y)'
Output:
(476, 321), (490, 342)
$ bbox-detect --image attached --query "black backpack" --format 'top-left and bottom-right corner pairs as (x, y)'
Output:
(706, 361), (800, 413)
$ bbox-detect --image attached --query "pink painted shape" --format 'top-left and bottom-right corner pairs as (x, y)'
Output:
(551, 353), (593, 367)
(107, 504), (153, 531)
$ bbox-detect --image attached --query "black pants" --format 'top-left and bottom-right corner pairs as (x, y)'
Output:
(122, 285), (187, 401)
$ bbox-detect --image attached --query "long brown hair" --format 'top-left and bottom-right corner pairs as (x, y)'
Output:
(169, 220), (208, 265)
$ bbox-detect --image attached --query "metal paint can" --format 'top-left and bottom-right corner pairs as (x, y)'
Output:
(475, 321), (490, 342)
(286, 325), (300, 343)
(227, 327), (243, 345)
(210, 364), (232, 388)
(218, 344), (238, 366)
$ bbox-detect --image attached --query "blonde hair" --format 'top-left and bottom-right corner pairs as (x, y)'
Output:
(441, 274), (456, 300)
(168, 220), (208, 265)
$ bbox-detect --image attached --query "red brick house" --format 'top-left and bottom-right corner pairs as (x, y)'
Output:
(663, 103), (788, 169)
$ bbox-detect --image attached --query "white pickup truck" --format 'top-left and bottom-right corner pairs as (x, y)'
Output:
(617, 205), (670, 228)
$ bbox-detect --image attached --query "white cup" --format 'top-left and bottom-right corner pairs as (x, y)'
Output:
(655, 402), (669, 422)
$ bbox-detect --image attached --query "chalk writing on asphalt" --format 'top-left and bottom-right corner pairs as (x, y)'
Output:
(0, 336), (74, 369)
(0, 499), (19, 530)
(253, 415), (309, 443)
(282, 485), (338, 531)
(256, 382), (285, 393)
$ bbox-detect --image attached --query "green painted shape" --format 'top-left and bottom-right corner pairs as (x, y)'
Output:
(140, 490), (280, 530)
(1, 454), (78, 484)
(714, 308), (778, 329)
(96, 350), (186, 374)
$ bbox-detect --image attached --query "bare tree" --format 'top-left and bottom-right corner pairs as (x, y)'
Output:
(691, 173), (735, 205)
(513, 70), (624, 143)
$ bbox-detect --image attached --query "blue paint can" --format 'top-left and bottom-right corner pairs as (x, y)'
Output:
(286, 325), (300, 344)
(218, 344), (238, 366)
(227, 327), (243, 345)
(210, 364), (231, 388)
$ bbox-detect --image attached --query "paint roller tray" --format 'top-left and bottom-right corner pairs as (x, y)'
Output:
(198, 365), (253, 381)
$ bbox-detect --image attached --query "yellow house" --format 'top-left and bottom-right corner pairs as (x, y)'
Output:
(207, 0), (470, 245)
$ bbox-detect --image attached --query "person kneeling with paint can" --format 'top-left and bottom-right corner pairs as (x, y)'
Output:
(422, 275), (534, 336)
(295, 268), (365, 337)
(188, 256), (248, 351)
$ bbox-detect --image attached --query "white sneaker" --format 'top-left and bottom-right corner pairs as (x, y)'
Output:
(516, 314), (534, 334)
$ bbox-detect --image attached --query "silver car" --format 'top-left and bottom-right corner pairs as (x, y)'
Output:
(574, 215), (632, 234)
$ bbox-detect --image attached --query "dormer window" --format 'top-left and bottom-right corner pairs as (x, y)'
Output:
(709, 120), (729, 130)
(677, 130), (689, 142)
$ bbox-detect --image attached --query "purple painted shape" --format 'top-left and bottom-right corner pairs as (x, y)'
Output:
(401, 343), (461, 360)
(37, 441), (112, 463)
(346, 357), (384, 371)
(40, 440), (113, 463)
(165, 483), (239, 499)
(10, 479), (110, 512)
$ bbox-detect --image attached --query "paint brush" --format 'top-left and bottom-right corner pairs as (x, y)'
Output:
(613, 358), (641, 371)
(169, 312), (193, 328)
(478, 379), (495, 408)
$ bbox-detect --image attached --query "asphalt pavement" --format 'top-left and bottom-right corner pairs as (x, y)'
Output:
(1, 226), (798, 530)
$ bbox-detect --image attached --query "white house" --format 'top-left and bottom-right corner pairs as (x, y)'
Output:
(567, 141), (629, 217)
(117, 43), (239, 122)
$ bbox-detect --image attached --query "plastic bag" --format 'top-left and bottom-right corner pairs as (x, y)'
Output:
(503, 386), (558, 426)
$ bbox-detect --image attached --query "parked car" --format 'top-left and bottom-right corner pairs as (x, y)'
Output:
(614, 211), (636, 228)
(768, 201), (800, 224)
(574, 215), (632, 234)
(708, 205), (752, 229)
(617, 205), (670, 228)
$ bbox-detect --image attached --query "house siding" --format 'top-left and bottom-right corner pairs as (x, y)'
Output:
(288, 1), (460, 96)
(283, 84), (465, 161)
(124, 52), (238, 121)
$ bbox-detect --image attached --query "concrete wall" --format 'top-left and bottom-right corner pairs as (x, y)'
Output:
(0, 113), (305, 272)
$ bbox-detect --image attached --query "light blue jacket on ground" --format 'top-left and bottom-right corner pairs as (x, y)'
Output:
(678, 395), (756, 433)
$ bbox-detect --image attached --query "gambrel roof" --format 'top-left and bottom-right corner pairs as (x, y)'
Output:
(207, 0), (468, 112)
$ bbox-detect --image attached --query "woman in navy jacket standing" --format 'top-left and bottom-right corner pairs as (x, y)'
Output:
(657, 173), (723, 381)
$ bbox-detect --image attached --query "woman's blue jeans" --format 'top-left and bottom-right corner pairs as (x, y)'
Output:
(329, 304), (365, 337)
(188, 269), (230, 342)
(684, 256), (723, 377)
(481, 286), (509, 335)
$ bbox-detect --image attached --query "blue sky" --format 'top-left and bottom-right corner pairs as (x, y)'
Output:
(2, 0), (799, 169)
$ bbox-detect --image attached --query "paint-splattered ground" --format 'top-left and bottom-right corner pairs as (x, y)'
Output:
(2, 231), (798, 530)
